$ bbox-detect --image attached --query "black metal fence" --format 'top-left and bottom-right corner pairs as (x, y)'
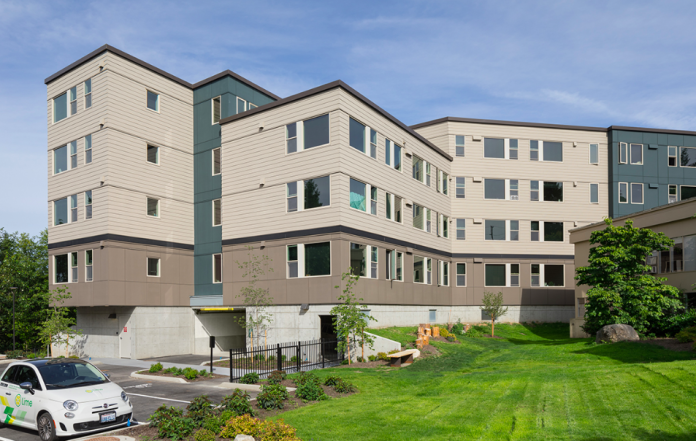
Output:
(229, 339), (345, 382)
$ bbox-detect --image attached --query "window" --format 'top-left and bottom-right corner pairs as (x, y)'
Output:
(213, 254), (222, 283)
(54, 145), (68, 174)
(386, 193), (392, 220)
(69, 86), (77, 115)
(510, 220), (519, 241)
(530, 140), (539, 161)
(212, 148), (221, 175)
(70, 252), (78, 282)
(370, 187), (377, 215)
(370, 246), (378, 278)
(413, 204), (424, 230)
(510, 180), (519, 200)
(485, 220), (506, 241)
(439, 261), (449, 286)
(350, 178), (367, 212)
(385, 193), (402, 223)
(619, 182), (628, 203)
(590, 143), (599, 164)
(510, 264), (519, 287)
(305, 242), (331, 276)
(385, 139), (391, 166)
(85, 250), (93, 282)
(287, 182), (298, 212)
(485, 179), (505, 200)
(438, 170), (448, 195)
(304, 115), (330, 150)
(147, 90), (159, 112)
(484, 138), (504, 159)
(412, 156), (423, 182)
(531, 221), (540, 241)
(426, 163), (432, 187)
(385, 139), (402, 171)
(682, 147), (696, 167)
(84, 79), (92, 109)
(414, 256), (431, 284)
(53, 92), (68, 123)
(456, 135), (465, 157)
(287, 245), (298, 278)
(147, 198), (159, 217)
(70, 141), (77, 169)
(85, 134), (92, 164)
(631, 183), (643, 204)
(619, 142), (628, 164)
(147, 258), (160, 277)
(682, 185), (696, 201)
(237, 97), (247, 113)
(54, 198), (68, 226)
(286, 123), (298, 154)
(428, 309), (436, 322)
(630, 143), (643, 165)
(349, 118), (365, 153)
(426, 208), (432, 233)
(147, 145), (159, 164)
(456, 219), (465, 240)
(667, 146), (678, 167)
(509, 139), (518, 160)
(439, 214), (449, 238)
(213, 199), (221, 226)
(485, 264), (506, 286)
(456, 177), (465, 198)
(249, 103), (257, 110)
(85, 190), (92, 219)
(657, 234), (696, 273)
(531, 181), (563, 202)
(304, 176), (330, 209)
(54, 254), (68, 283)
(456, 263), (466, 286)
(370, 129), (377, 159)
(70, 194), (78, 223)
(544, 222), (564, 242)
(532, 264), (564, 287)
(386, 249), (403, 281)
(350, 243), (368, 277)
(669, 184), (678, 203)
(395, 196), (402, 223)
(212, 96), (221, 124)
(590, 183), (599, 204)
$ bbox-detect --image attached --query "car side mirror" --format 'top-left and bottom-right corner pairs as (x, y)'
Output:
(19, 382), (34, 395)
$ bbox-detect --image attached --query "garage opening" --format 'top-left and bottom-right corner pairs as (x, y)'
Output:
(194, 309), (246, 355)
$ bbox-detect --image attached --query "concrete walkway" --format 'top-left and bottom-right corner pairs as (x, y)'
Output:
(89, 357), (232, 376)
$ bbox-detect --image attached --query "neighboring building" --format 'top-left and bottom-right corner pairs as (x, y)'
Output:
(569, 198), (696, 338)
(45, 45), (696, 358)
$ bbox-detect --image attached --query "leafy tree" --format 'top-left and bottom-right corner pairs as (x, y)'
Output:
(235, 246), (274, 350)
(575, 218), (683, 335)
(0, 228), (50, 352)
(38, 286), (82, 357)
(480, 291), (508, 337)
(331, 269), (377, 364)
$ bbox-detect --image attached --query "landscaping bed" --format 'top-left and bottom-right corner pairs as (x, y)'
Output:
(141, 363), (224, 382)
(137, 369), (226, 382)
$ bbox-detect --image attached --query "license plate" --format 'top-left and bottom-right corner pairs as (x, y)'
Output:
(100, 412), (116, 423)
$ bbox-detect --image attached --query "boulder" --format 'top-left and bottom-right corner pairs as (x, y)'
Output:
(596, 324), (640, 344)
(234, 435), (254, 441)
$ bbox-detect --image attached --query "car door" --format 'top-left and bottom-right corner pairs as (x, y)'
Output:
(0, 366), (19, 424)
(11, 366), (41, 429)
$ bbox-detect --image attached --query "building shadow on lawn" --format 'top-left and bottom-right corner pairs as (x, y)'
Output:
(582, 428), (696, 441)
(572, 341), (696, 364)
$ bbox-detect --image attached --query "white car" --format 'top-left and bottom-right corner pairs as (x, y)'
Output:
(0, 358), (133, 441)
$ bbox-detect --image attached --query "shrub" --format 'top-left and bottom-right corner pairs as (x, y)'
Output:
(220, 389), (255, 417)
(368, 354), (376, 361)
(281, 355), (287, 361)
(446, 335), (456, 342)
(203, 409), (233, 435)
(333, 379), (356, 394)
(341, 359), (349, 365)
(254, 354), (265, 361)
(267, 370), (286, 385)
(323, 375), (342, 386)
(376, 352), (389, 361)
(258, 418), (300, 440)
(149, 362), (163, 373)
(388, 349), (399, 355)
(5, 350), (23, 359)
(239, 372), (259, 384)
(356, 356), (364, 362)
(26, 353), (37, 359)
(676, 326), (696, 343)
(451, 319), (464, 335)
(183, 367), (198, 380)
(654, 309), (696, 336)
(267, 355), (276, 361)
(295, 381), (328, 401)
(295, 371), (320, 387)
(199, 369), (210, 377)
(257, 384), (289, 410)
(290, 355), (299, 362)
(68, 355), (80, 359)
(440, 328), (450, 338)
(185, 395), (214, 427)
(194, 428), (216, 441)
(150, 405), (196, 440)
(220, 414), (260, 439)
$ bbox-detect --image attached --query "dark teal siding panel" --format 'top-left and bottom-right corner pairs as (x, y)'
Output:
(641, 132), (658, 144)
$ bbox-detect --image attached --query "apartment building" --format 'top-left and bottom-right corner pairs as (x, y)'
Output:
(45, 45), (695, 358)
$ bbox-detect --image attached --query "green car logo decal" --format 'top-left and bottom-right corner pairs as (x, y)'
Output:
(14, 394), (32, 408)
(14, 395), (20, 406)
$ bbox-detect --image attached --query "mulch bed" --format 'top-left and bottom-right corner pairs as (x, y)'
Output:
(636, 338), (695, 352)
(137, 370), (227, 383)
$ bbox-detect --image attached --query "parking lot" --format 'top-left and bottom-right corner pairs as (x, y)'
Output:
(0, 361), (257, 441)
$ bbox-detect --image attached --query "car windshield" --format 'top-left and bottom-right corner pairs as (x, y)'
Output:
(37, 361), (107, 390)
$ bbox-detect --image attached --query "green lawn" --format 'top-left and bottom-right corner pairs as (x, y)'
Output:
(274, 323), (696, 440)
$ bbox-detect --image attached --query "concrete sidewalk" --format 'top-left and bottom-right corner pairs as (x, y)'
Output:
(90, 357), (232, 376)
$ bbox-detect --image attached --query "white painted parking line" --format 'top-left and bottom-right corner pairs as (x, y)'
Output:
(123, 383), (152, 389)
(127, 393), (190, 404)
(0, 436), (16, 441)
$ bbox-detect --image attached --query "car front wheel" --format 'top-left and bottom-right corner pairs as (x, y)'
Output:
(37, 412), (57, 441)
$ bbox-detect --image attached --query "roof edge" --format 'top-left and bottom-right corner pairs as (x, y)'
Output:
(192, 70), (281, 100)
(219, 80), (453, 161)
(608, 125), (696, 137)
(411, 116), (607, 132)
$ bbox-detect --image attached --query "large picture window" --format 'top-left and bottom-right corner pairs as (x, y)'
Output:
(288, 176), (331, 212)
(350, 179), (366, 211)
(682, 147), (696, 167)
(485, 220), (506, 241)
(531, 181), (563, 202)
(54, 145), (68, 174)
(349, 118), (366, 153)
(485, 263), (519, 287)
(305, 242), (331, 276)
(286, 115), (330, 153)
(54, 198), (68, 226)
(484, 138), (505, 159)
(531, 264), (565, 287)
(53, 92), (68, 123)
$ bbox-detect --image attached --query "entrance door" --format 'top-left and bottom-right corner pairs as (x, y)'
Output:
(118, 315), (132, 359)
(319, 315), (338, 359)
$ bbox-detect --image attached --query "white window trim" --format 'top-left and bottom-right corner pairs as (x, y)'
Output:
(438, 214), (449, 238)
(630, 143), (644, 165)
(681, 147), (696, 168)
(349, 178), (374, 215)
(618, 182), (629, 204)
(413, 256), (431, 285)
(483, 138), (518, 160)
(146, 90), (160, 113)
(54, 253), (79, 284)
(668, 146), (678, 167)
(668, 184), (678, 203)
(385, 193), (403, 224)
(484, 179), (519, 201)
(85, 250), (93, 283)
(146, 257), (161, 277)
(212, 96), (221, 125)
(386, 250), (404, 282)
(84, 191), (93, 220)
(530, 180), (564, 203)
(455, 262), (466, 287)
(412, 204), (431, 232)
(531, 263), (565, 287)
(236, 97), (247, 114)
(53, 91), (72, 125)
(147, 197), (160, 218)
(455, 135), (465, 157)
(53, 196), (75, 227)
(84, 79), (92, 110)
(84, 134), (93, 165)
(438, 261), (450, 287)
(530, 221), (565, 243)
(631, 183), (644, 204)
(284, 114), (332, 156)
(146, 144), (160, 166)
(590, 183), (599, 204)
(619, 142), (628, 164)
(529, 140), (564, 163)
(680, 185), (696, 200)
(348, 243), (378, 279)
(349, 116), (376, 158)
(212, 253), (222, 284)
(384, 139), (403, 173)
(212, 199), (221, 226)
(288, 242), (332, 278)
(589, 143), (599, 165)
(287, 176), (331, 213)
(212, 148), (221, 176)
(483, 263), (517, 288)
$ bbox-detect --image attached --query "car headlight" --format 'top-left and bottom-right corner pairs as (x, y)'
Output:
(121, 391), (128, 402)
(63, 400), (79, 411)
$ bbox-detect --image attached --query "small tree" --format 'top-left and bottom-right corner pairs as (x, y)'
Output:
(480, 291), (508, 337)
(331, 269), (377, 364)
(38, 286), (82, 357)
(235, 246), (274, 350)
(576, 218), (683, 335)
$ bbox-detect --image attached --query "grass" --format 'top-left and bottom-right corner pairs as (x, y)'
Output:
(272, 323), (696, 440)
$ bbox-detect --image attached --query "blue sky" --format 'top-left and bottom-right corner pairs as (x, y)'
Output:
(2, 0), (696, 236)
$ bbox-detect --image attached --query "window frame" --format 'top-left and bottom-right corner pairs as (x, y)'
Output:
(455, 177), (465, 199)
(619, 142), (628, 164)
(618, 182), (629, 204)
(631, 183), (644, 204)
(349, 178), (368, 213)
(53, 145), (69, 175)
(53, 254), (72, 284)
(386, 249), (404, 282)
(456, 262), (466, 287)
(669, 184), (678, 203)
(303, 241), (332, 278)
(85, 190), (93, 220)
(530, 140), (563, 162)
(681, 147), (696, 168)
(236, 97), (247, 114)
(590, 183), (599, 204)
(589, 143), (599, 165)
(53, 91), (69, 123)
(456, 218), (465, 240)
(84, 134), (92, 164)
(85, 249), (93, 282)
(53, 197), (69, 226)
(531, 263), (565, 287)
(146, 144), (159, 165)
(213, 253), (222, 284)
(69, 86), (77, 116)
(438, 261), (449, 287)
(630, 143), (643, 165)
(212, 96), (221, 125)
(413, 255), (431, 285)
(146, 90), (160, 113)
(212, 199), (222, 226)
(384, 139), (403, 172)
(84, 79), (92, 109)
(530, 180), (564, 202)
(147, 257), (160, 277)
(147, 197), (160, 218)
(349, 243), (378, 279)
(483, 263), (517, 287)
(212, 148), (221, 175)
(681, 185), (696, 201)
(284, 114), (331, 155)
(668, 146), (678, 167)
(69, 140), (78, 170)
(455, 135), (465, 157)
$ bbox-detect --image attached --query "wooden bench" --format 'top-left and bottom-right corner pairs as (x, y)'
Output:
(388, 349), (418, 367)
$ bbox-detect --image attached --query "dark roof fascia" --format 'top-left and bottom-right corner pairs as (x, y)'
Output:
(411, 116), (607, 132)
(608, 125), (696, 137)
(219, 80), (453, 161)
(45, 46), (281, 101)
(191, 70), (281, 100)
